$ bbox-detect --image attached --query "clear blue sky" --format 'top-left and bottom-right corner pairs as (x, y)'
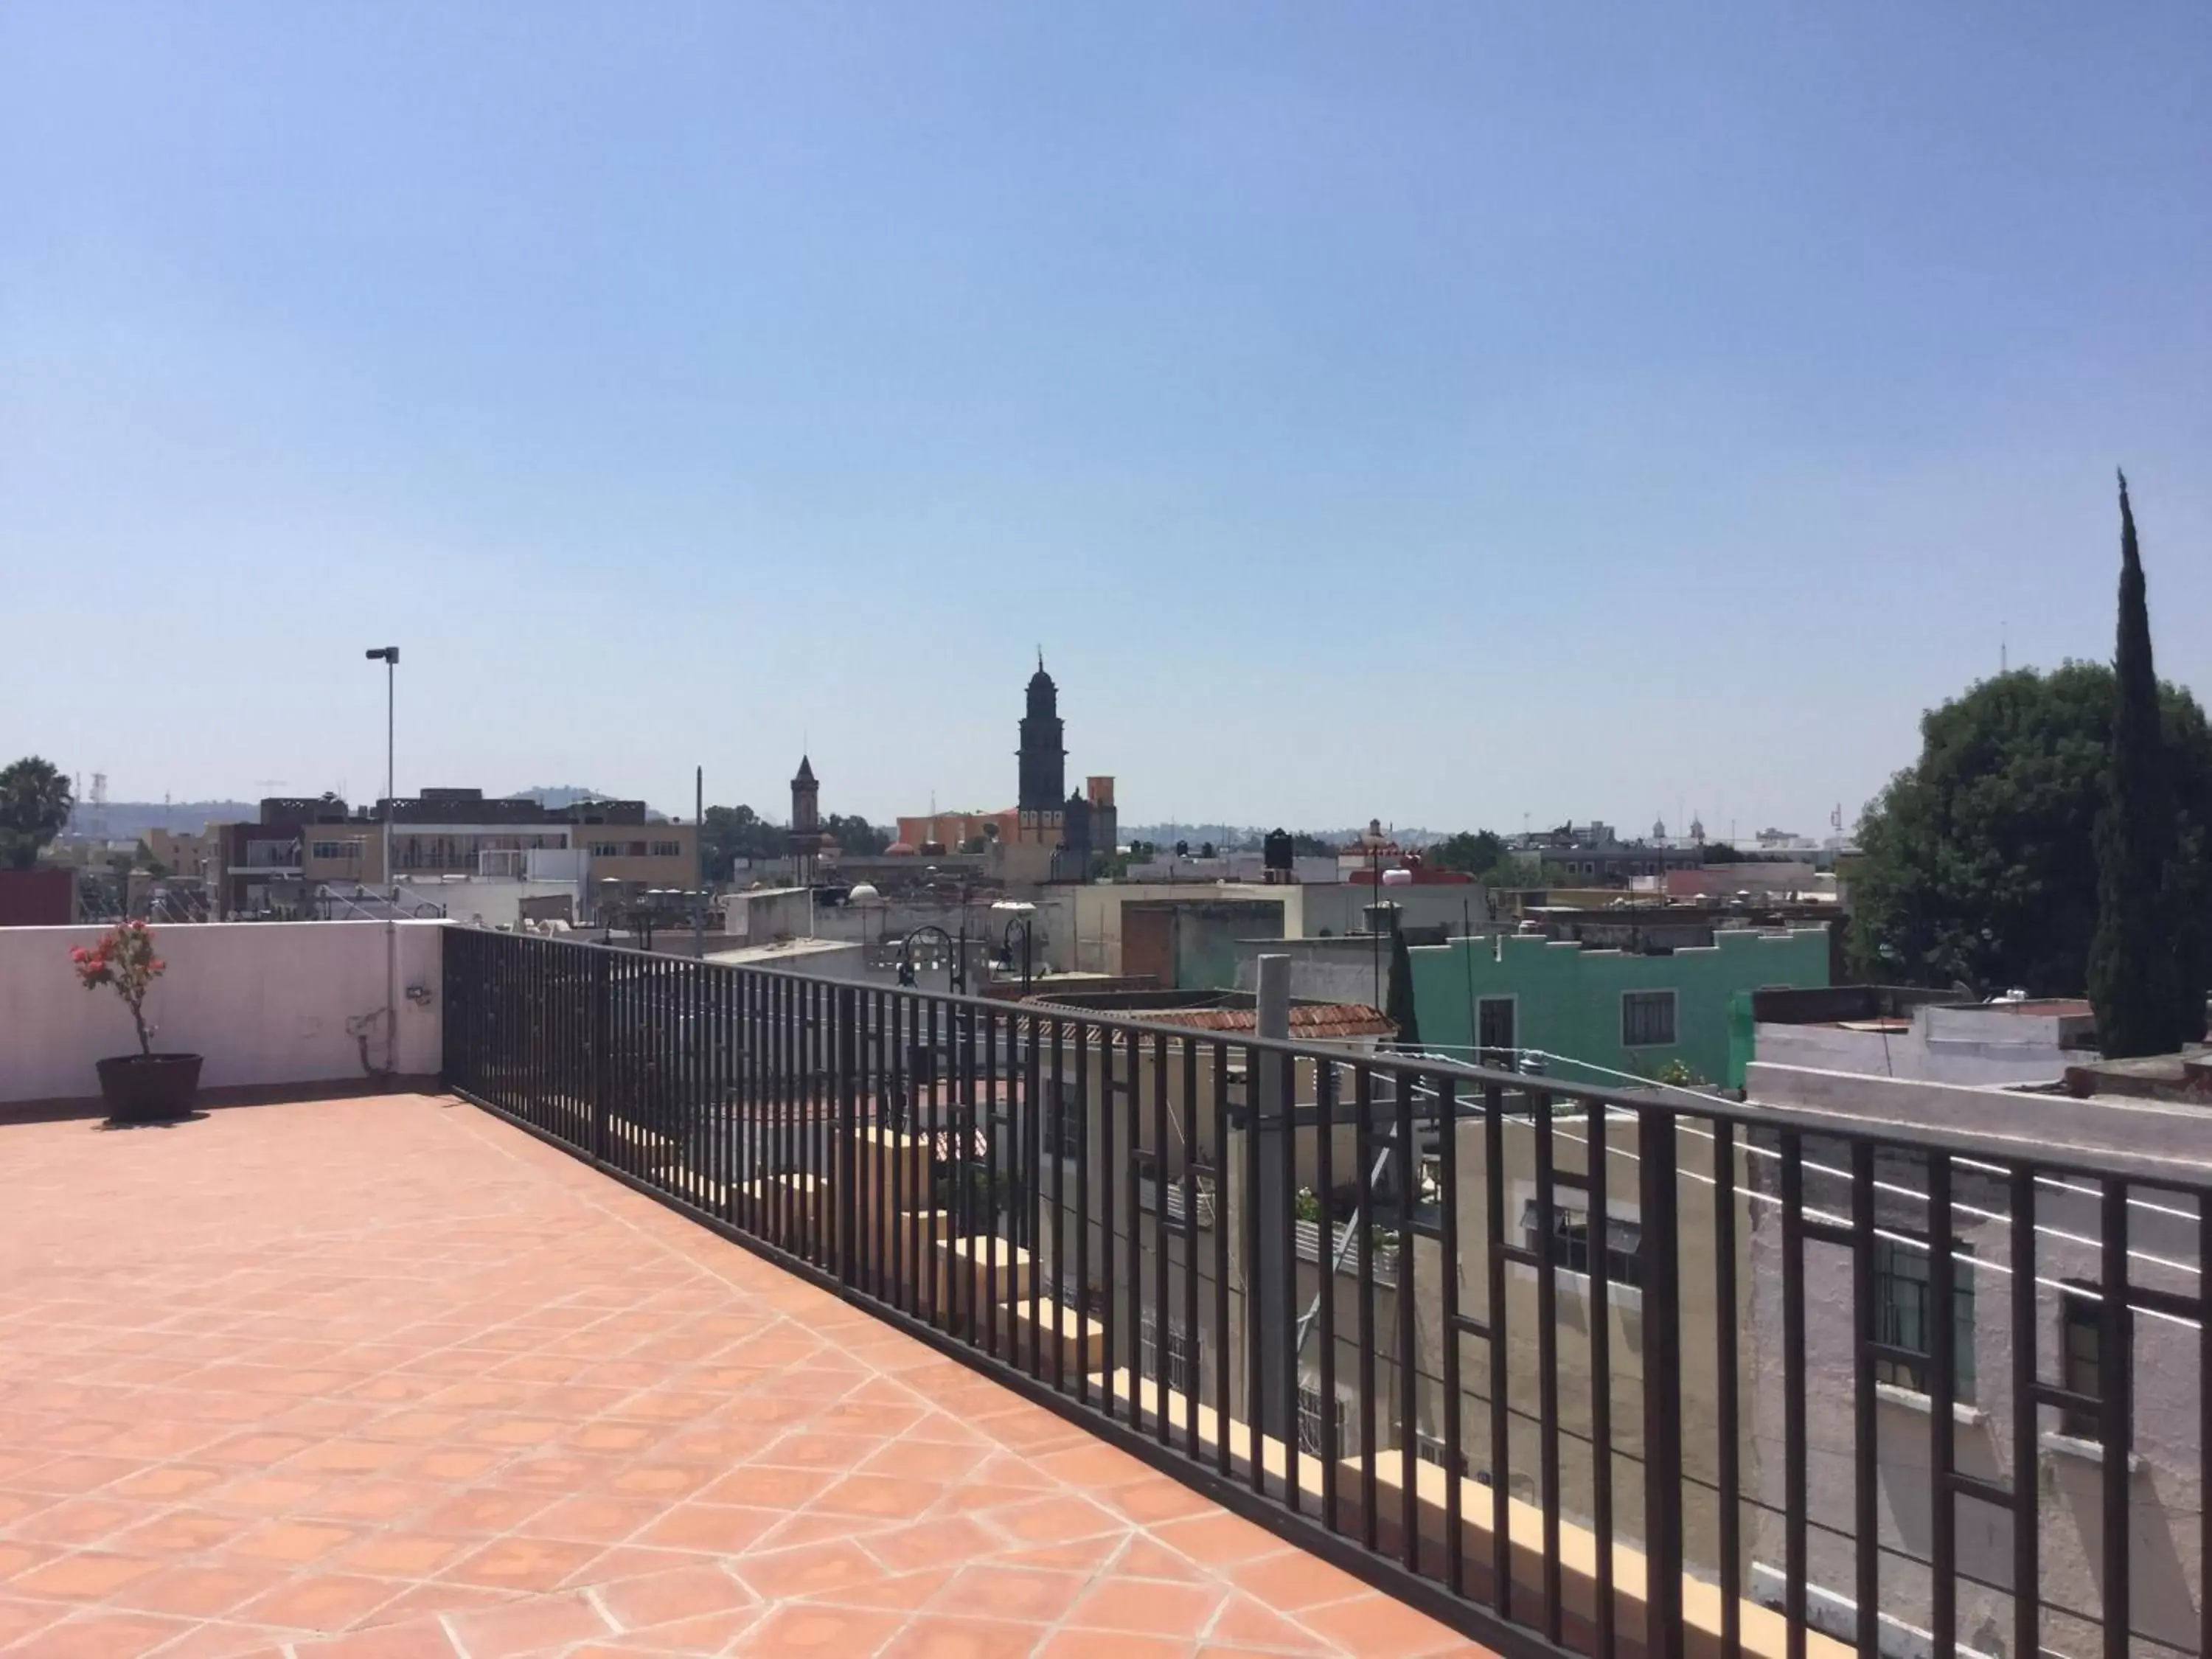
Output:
(4, 4), (2206, 838)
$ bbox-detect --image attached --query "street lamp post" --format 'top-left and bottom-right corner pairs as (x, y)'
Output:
(364, 647), (400, 1071)
(364, 648), (398, 891)
(1001, 918), (1034, 992)
(897, 925), (964, 995)
(990, 899), (1037, 995)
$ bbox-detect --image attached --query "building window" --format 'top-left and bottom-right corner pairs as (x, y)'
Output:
(627, 841), (647, 858)
(1873, 1237), (1975, 1403)
(1297, 1380), (1354, 1460)
(589, 842), (620, 858)
(1621, 990), (1676, 1047)
(650, 841), (682, 858)
(1141, 1315), (1198, 1396)
(1416, 1431), (1468, 1475)
(1040, 1078), (1084, 1160)
(2060, 1282), (2103, 1439)
(309, 841), (356, 860)
(1477, 997), (1516, 1065)
(1521, 1196), (1644, 1288)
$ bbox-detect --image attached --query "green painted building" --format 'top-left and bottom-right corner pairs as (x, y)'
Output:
(1407, 928), (1831, 1088)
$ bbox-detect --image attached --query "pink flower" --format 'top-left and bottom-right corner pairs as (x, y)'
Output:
(149, 959), (165, 973)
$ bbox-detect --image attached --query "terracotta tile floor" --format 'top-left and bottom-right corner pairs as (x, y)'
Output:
(0, 1094), (1484, 1658)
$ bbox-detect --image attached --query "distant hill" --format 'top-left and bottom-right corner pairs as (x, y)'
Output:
(505, 785), (606, 809)
(67, 801), (257, 837)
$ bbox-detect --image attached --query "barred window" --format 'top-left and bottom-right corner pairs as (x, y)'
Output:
(1873, 1237), (1976, 1403)
(1140, 1315), (1198, 1395)
(1522, 1197), (1644, 1288)
(1621, 990), (1676, 1047)
(1297, 1380), (1354, 1459)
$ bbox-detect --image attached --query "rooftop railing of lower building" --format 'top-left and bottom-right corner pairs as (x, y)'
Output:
(441, 927), (2210, 1659)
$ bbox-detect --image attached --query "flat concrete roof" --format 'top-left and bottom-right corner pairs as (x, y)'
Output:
(703, 936), (856, 967)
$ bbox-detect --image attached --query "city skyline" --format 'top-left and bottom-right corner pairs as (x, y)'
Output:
(54, 781), (1821, 852)
(5, 4), (2207, 835)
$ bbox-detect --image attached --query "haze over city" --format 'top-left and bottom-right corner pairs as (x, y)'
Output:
(5, 4), (2208, 835)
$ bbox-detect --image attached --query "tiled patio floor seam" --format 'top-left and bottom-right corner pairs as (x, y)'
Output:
(0, 1092), (1484, 1658)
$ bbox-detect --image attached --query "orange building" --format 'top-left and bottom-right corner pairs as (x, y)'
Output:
(890, 809), (1018, 856)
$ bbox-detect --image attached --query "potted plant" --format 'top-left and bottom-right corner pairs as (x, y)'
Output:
(71, 920), (200, 1123)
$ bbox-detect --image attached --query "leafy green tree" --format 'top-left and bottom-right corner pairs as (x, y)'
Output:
(1385, 923), (1422, 1049)
(1428, 830), (1508, 877)
(698, 804), (787, 881)
(1486, 854), (1549, 888)
(0, 757), (73, 869)
(1290, 832), (1338, 858)
(1850, 659), (2212, 1001)
(2088, 474), (2199, 1054)
(822, 813), (891, 857)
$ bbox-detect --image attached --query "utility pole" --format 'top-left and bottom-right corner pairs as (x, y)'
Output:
(692, 765), (704, 959)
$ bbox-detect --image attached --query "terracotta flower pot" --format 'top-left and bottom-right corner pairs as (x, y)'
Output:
(95, 1054), (204, 1124)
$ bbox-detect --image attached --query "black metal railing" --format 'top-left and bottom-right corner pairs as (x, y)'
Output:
(442, 928), (2210, 1659)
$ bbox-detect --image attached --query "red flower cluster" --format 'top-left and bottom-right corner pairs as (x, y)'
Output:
(69, 920), (168, 1057)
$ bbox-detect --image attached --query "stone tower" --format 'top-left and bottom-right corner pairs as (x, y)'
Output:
(1017, 653), (1065, 813)
(790, 756), (821, 883)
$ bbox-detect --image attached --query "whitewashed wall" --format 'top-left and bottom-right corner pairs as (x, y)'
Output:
(0, 920), (444, 1104)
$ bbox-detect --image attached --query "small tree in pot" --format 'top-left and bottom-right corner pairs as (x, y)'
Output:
(72, 921), (201, 1122)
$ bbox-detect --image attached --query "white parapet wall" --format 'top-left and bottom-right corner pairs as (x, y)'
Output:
(0, 919), (445, 1105)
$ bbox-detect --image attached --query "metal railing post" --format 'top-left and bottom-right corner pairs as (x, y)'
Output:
(427, 929), (2212, 1659)
(836, 984), (859, 1290)
(1250, 955), (1293, 1444)
(591, 947), (611, 1166)
(1638, 1107), (1685, 1658)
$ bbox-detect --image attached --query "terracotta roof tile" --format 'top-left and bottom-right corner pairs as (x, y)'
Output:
(1123, 1004), (1396, 1040)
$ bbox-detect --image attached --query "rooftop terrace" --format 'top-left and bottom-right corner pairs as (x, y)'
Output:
(0, 1091), (1475, 1659)
(4, 919), (2196, 1659)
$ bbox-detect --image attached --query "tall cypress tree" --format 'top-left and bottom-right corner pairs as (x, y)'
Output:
(2087, 470), (2183, 1057)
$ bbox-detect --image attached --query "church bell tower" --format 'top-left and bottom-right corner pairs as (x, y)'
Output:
(1017, 653), (1066, 813)
(790, 756), (822, 884)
